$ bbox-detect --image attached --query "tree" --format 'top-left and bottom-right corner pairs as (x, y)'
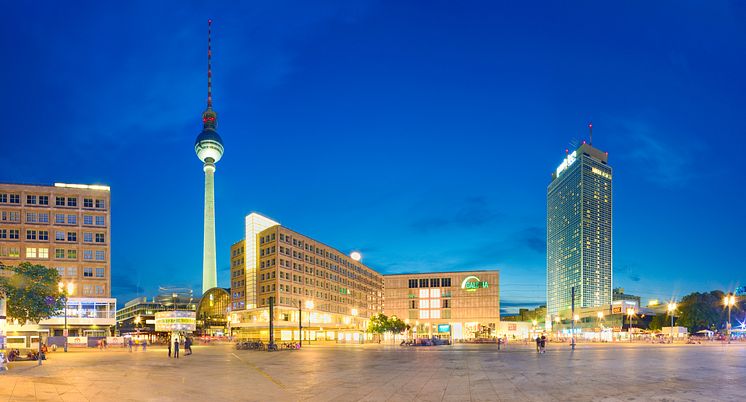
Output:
(387, 316), (409, 336)
(0, 262), (64, 325)
(367, 313), (388, 335)
(647, 314), (667, 331)
(677, 291), (726, 332)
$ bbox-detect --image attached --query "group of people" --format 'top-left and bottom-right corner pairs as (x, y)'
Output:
(535, 334), (547, 353)
(127, 337), (147, 352)
(167, 335), (193, 358)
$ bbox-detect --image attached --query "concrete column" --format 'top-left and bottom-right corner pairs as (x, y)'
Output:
(202, 163), (217, 293)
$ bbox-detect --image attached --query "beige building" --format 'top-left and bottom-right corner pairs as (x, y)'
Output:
(230, 213), (383, 343)
(0, 182), (116, 339)
(384, 270), (503, 340)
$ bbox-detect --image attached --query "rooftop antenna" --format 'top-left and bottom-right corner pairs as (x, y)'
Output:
(207, 19), (213, 109)
(588, 121), (593, 146)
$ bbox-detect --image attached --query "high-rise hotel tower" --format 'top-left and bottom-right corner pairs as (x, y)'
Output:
(546, 135), (612, 317)
(195, 20), (224, 294)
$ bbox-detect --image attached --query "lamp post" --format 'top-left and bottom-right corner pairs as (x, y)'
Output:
(297, 301), (303, 347)
(724, 293), (736, 344)
(305, 300), (314, 344)
(667, 302), (677, 343)
(570, 286), (576, 350)
(597, 311), (604, 342)
(58, 281), (74, 352)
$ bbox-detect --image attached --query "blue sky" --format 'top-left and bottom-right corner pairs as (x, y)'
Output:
(3, 1), (745, 314)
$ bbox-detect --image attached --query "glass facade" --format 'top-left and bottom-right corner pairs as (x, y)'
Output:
(547, 144), (612, 317)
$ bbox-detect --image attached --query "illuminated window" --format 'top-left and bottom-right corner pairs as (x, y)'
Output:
(26, 247), (37, 258)
(430, 289), (441, 298)
(419, 299), (429, 309)
(430, 299), (441, 309)
(419, 289), (429, 298)
(419, 310), (429, 319)
(430, 310), (441, 319)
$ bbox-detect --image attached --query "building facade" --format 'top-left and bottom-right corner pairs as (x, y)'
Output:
(384, 271), (503, 340)
(230, 213), (384, 343)
(547, 143), (612, 317)
(0, 182), (115, 337)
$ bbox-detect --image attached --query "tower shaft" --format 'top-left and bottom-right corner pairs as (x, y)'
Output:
(202, 163), (217, 293)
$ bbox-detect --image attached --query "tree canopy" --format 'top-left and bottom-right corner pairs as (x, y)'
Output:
(0, 262), (65, 325)
(367, 313), (411, 335)
(676, 291), (728, 332)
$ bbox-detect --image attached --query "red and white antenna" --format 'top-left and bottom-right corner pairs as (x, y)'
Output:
(207, 19), (213, 108)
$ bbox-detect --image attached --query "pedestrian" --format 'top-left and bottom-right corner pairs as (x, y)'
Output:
(142, 339), (147, 352)
(128, 337), (133, 352)
(540, 334), (547, 354)
(174, 337), (180, 359)
(535, 336), (540, 352)
(185, 337), (192, 355)
(497, 337), (502, 351)
(168, 339), (172, 357)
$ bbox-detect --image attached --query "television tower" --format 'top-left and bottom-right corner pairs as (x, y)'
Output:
(195, 19), (223, 294)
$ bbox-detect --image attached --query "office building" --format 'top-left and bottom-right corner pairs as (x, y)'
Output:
(230, 213), (384, 342)
(547, 140), (612, 317)
(0, 182), (116, 339)
(384, 270), (526, 340)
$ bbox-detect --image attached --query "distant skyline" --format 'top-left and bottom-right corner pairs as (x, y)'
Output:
(3, 2), (745, 314)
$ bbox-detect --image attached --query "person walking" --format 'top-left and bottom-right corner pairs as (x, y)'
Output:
(168, 338), (172, 358)
(535, 336), (540, 353)
(142, 339), (147, 352)
(174, 337), (180, 359)
(128, 337), (133, 352)
(539, 334), (547, 354)
(185, 337), (192, 355)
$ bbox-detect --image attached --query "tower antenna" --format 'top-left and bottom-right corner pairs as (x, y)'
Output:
(588, 121), (593, 146)
(207, 19), (213, 108)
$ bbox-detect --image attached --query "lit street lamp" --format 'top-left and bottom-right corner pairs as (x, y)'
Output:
(724, 293), (736, 344)
(58, 281), (74, 352)
(305, 300), (314, 344)
(667, 302), (677, 343)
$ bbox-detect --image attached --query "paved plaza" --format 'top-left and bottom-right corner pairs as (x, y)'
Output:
(1, 342), (745, 401)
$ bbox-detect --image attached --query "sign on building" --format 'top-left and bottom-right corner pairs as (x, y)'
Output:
(154, 311), (196, 332)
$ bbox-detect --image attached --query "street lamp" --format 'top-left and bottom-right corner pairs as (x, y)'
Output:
(667, 302), (677, 343)
(297, 301), (303, 347)
(58, 281), (74, 352)
(723, 293), (736, 344)
(305, 300), (314, 344)
(597, 311), (604, 342)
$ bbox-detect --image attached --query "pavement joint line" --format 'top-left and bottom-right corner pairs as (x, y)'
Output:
(230, 352), (287, 390)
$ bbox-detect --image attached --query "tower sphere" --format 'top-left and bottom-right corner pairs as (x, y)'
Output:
(195, 109), (224, 163)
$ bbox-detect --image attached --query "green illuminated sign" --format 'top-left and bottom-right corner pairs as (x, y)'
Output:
(437, 324), (451, 333)
(461, 275), (488, 291)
